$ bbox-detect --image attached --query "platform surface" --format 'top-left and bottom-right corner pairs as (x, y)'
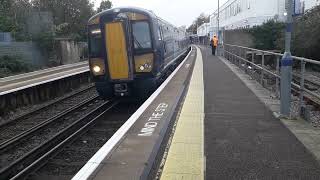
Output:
(161, 46), (204, 179)
(73, 48), (195, 180)
(161, 46), (320, 180)
(203, 46), (320, 179)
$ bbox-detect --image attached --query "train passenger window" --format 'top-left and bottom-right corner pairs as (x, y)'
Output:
(132, 21), (152, 50)
(158, 26), (163, 41)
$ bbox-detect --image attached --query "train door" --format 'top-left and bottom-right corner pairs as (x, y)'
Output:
(104, 19), (133, 81)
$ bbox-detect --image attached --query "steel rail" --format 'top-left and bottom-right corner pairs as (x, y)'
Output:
(72, 46), (193, 180)
(0, 94), (99, 153)
(0, 99), (119, 180)
(10, 100), (119, 180)
(292, 73), (320, 89)
(0, 84), (95, 128)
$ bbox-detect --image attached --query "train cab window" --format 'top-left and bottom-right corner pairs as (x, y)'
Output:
(132, 21), (152, 50)
(89, 27), (102, 57)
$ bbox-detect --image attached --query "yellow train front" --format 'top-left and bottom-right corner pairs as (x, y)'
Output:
(87, 7), (189, 98)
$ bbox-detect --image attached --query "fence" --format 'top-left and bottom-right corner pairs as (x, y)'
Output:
(222, 43), (320, 116)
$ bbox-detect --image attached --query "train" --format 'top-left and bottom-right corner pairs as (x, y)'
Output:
(87, 7), (189, 99)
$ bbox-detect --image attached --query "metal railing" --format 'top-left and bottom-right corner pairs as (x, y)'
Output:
(222, 43), (320, 116)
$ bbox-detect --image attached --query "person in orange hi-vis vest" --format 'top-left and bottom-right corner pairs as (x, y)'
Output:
(210, 35), (218, 55)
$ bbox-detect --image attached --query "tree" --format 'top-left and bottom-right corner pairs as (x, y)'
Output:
(97, 0), (112, 13)
(32, 0), (95, 40)
(0, 0), (32, 39)
(291, 5), (320, 60)
(187, 13), (209, 34)
(249, 20), (285, 50)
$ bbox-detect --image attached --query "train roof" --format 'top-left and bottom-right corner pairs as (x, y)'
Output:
(88, 7), (156, 22)
(88, 7), (179, 30)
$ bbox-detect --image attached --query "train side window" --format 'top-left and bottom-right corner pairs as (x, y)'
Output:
(158, 27), (162, 41)
(159, 26), (164, 41)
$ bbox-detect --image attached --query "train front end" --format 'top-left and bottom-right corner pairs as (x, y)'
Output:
(87, 8), (159, 98)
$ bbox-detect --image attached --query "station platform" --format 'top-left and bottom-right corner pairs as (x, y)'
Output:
(0, 61), (88, 95)
(73, 46), (320, 180)
(161, 46), (320, 179)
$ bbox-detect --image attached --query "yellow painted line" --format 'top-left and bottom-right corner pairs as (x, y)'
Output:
(161, 47), (204, 180)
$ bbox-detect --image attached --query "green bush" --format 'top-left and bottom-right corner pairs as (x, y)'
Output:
(33, 32), (55, 53)
(248, 5), (320, 62)
(291, 5), (320, 60)
(249, 20), (285, 50)
(0, 56), (33, 78)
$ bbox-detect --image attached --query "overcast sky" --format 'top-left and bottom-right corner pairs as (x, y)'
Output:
(91, 0), (228, 27)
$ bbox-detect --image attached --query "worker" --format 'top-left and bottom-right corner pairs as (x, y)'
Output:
(210, 35), (218, 55)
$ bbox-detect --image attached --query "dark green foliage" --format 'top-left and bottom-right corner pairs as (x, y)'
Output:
(0, 55), (33, 77)
(249, 20), (285, 50)
(249, 5), (320, 61)
(291, 5), (320, 60)
(33, 32), (55, 53)
(0, 0), (18, 32)
(97, 0), (112, 13)
(0, 16), (17, 32)
(0, 0), (33, 40)
(32, 0), (95, 41)
(0, 0), (97, 41)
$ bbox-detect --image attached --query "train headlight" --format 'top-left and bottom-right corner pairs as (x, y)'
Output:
(93, 65), (101, 73)
(139, 63), (152, 71)
(139, 65), (145, 71)
(134, 53), (154, 73)
(90, 58), (105, 76)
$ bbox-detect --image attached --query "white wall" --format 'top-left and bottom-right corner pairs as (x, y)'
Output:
(210, 0), (286, 31)
(304, 0), (320, 11)
(207, 0), (319, 38)
(197, 23), (210, 37)
(210, 0), (320, 32)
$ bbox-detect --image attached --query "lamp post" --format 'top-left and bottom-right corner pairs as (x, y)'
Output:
(280, 0), (294, 116)
(217, 0), (220, 55)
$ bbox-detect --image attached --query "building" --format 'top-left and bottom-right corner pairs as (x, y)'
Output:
(196, 23), (210, 44)
(207, 0), (320, 38)
(304, 0), (320, 10)
(197, 23), (210, 37)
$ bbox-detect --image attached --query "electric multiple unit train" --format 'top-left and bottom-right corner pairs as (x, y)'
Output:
(87, 7), (189, 98)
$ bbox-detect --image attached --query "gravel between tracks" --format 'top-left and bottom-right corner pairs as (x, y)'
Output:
(242, 64), (320, 127)
(0, 85), (97, 144)
(0, 98), (104, 169)
(27, 102), (141, 180)
(0, 84), (94, 126)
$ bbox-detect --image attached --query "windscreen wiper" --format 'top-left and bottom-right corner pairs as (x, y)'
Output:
(133, 35), (143, 49)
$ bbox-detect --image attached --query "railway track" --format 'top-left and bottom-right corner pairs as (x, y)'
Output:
(0, 92), (113, 179)
(291, 87), (320, 110)
(28, 102), (140, 180)
(0, 84), (96, 139)
(291, 73), (320, 109)
(292, 73), (320, 91)
(241, 64), (320, 109)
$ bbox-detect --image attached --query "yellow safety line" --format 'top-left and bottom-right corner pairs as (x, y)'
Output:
(161, 47), (204, 180)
